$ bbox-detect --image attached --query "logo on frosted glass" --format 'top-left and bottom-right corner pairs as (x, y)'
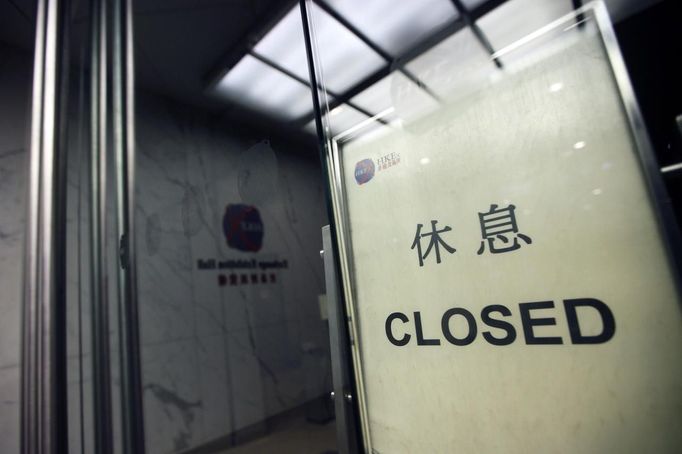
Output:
(377, 152), (400, 171)
(354, 159), (375, 185)
(223, 204), (264, 252)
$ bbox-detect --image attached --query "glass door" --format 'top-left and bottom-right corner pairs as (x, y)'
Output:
(304, 0), (682, 452)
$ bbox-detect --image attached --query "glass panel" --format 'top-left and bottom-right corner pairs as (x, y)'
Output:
(327, 104), (372, 137)
(477, 0), (573, 51)
(255, 4), (386, 94)
(311, 3), (682, 453)
(132, 2), (338, 453)
(323, 0), (460, 57)
(349, 72), (418, 116)
(405, 28), (496, 102)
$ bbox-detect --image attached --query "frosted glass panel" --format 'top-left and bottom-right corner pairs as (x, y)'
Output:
(349, 72), (418, 116)
(311, 4), (682, 453)
(405, 28), (496, 101)
(327, 105), (371, 136)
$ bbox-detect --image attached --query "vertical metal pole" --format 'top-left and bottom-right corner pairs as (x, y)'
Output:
(21, 0), (64, 452)
(113, 0), (146, 451)
(90, 0), (114, 452)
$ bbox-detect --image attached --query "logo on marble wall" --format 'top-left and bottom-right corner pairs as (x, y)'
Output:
(354, 159), (375, 185)
(223, 204), (264, 252)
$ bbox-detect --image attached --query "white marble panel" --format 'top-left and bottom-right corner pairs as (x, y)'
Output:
(223, 328), (266, 431)
(0, 365), (19, 454)
(142, 339), (204, 454)
(135, 100), (196, 346)
(193, 334), (231, 443)
(0, 150), (25, 369)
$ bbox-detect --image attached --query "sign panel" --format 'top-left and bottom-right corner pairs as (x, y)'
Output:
(330, 6), (682, 454)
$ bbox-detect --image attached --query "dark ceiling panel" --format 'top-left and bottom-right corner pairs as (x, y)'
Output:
(0, 0), (36, 52)
(133, 0), (287, 112)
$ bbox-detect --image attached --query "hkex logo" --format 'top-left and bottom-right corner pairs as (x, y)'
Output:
(223, 204), (264, 252)
(354, 159), (375, 185)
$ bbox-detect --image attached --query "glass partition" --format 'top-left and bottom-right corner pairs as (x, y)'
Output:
(306, 1), (682, 452)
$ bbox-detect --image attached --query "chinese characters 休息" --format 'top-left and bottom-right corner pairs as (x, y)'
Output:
(411, 203), (532, 266)
(411, 220), (456, 267)
(476, 204), (532, 255)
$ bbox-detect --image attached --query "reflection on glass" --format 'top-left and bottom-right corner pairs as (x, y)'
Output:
(255, 4), (386, 94)
(477, 0), (572, 51)
(215, 55), (313, 119)
(405, 27), (495, 102)
(324, 0), (459, 56)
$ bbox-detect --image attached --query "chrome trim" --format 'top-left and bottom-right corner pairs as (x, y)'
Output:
(113, 0), (146, 450)
(322, 225), (351, 454)
(90, 0), (114, 451)
(300, 1), (368, 451)
(328, 136), (372, 454)
(21, 0), (62, 452)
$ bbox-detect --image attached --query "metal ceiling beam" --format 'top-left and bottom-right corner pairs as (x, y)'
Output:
(203, 0), (299, 91)
(313, 0), (441, 102)
(206, 0), (512, 127)
(298, 0), (511, 126)
(249, 50), (389, 125)
(572, 0), (586, 27)
(449, 0), (502, 68)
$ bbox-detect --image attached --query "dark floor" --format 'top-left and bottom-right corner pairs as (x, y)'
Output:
(219, 412), (337, 454)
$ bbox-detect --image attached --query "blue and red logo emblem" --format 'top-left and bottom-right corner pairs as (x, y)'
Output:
(223, 204), (264, 252)
(354, 159), (375, 185)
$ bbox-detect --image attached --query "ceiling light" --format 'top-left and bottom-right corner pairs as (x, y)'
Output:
(215, 55), (313, 120)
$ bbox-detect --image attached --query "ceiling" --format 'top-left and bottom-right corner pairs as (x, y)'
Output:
(0, 0), (667, 137)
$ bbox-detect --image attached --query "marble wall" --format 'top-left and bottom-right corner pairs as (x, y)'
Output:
(135, 95), (331, 453)
(0, 42), (31, 454)
(0, 42), (331, 454)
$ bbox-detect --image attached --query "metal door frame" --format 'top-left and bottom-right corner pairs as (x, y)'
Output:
(21, 0), (145, 452)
